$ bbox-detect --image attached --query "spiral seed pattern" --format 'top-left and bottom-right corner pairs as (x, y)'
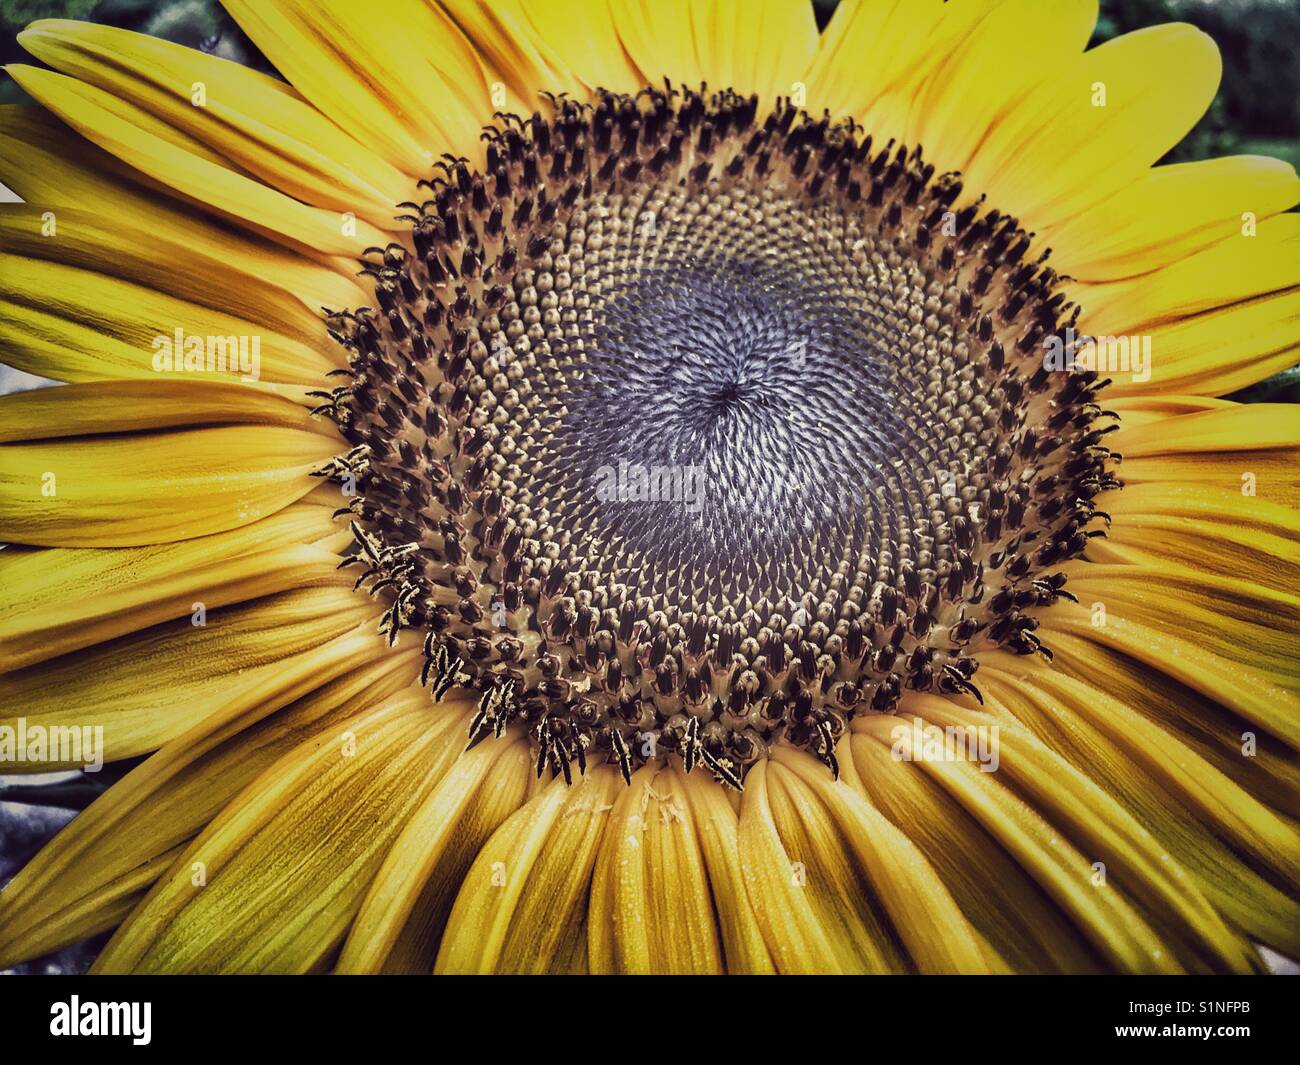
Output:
(314, 85), (1119, 788)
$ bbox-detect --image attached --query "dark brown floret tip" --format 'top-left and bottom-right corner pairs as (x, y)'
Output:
(312, 84), (1118, 789)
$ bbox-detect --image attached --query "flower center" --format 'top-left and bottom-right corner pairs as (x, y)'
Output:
(315, 85), (1119, 788)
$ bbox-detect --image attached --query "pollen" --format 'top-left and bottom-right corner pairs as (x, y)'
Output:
(314, 84), (1119, 789)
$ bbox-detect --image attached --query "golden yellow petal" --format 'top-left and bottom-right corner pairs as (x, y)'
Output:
(738, 757), (898, 973)
(1062, 560), (1300, 690)
(18, 20), (414, 228)
(1104, 394), (1234, 429)
(0, 205), (363, 344)
(853, 711), (1184, 973)
(1051, 154), (1300, 282)
(910, 697), (1259, 972)
(908, 0), (1098, 174)
(1113, 402), (1300, 457)
(337, 736), (532, 974)
(806, 0), (1004, 149)
(587, 764), (725, 974)
(1043, 597), (1300, 751)
(1041, 631), (1300, 819)
(981, 663), (1300, 956)
(92, 690), (466, 973)
(0, 647), (415, 968)
(675, 768), (776, 973)
(771, 747), (993, 973)
(224, 0), (490, 172)
(1078, 214), (1298, 329)
(1, 537), (351, 670)
(0, 108), (366, 313)
(0, 423), (340, 547)
(1103, 290), (1300, 398)
(5, 63), (387, 254)
(1, 255), (344, 384)
(685, 0), (819, 103)
(438, 0), (582, 104)
(435, 766), (620, 974)
(495, 0), (643, 95)
(964, 23), (1221, 234)
(607, 0), (704, 92)
(0, 586), (374, 765)
(847, 729), (1103, 972)
(0, 499), (338, 630)
(1094, 481), (1300, 593)
(0, 379), (336, 443)
(1105, 402), (1300, 509)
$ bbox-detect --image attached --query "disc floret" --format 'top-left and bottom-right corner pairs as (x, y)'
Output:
(314, 84), (1118, 789)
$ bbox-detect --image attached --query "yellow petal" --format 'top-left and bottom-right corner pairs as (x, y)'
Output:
(5, 63), (387, 254)
(224, 0), (490, 173)
(853, 709), (1185, 973)
(0, 500), (339, 640)
(915, 696), (1258, 971)
(0, 101), (179, 205)
(1062, 560), (1300, 690)
(687, 0), (819, 103)
(438, 0), (582, 103)
(1094, 481), (1300, 593)
(0, 255), (344, 384)
(0, 423), (340, 547)
(608, 0), (704, 92)
(587, 764), (725, 974)
(908, 0), (1098, 173)
(1051, 155), (1300, 282)
(0, 585), (374, 764)
(0, 107), (365, 313)
(771, 747), (993, 973)
(847, 728), (1101, 972)
(1101, 290), (1300, 398)
(1041, 594), (1300, 753)
(1104, 394), (1233, 430)
(981, 663), (1300, 956)
(18, 20), (413, 228)
(741, 754), (938, 973)
(1109, 403), (1300, 510)
(1113, 402), (1300, 457)
(806, 0), (1004, 147)
(0, 204), (364, 342)
(496, 0), (644, 95)
(675, 768), (776, 973)
(1042, 630), (1300, 819)
(1, 534), (351, 670)
(93, 690), (466, 973)
(0, 646), (415, 968)
(1077, 213), (1299, 329)
(963, 24), (1221, 234)
(436, 766), (620, 973)
(0, 379), (336, 443)
(337, 736), (532, 974)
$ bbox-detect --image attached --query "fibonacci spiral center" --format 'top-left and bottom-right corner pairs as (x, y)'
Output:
(314, 85), (1119, 789)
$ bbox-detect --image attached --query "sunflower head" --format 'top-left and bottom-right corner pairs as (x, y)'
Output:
(316, 81), (1121, 789)
(0, 0), (1297, 978)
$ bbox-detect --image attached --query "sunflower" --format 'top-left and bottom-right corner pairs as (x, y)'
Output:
(0, 0), (1296, 976)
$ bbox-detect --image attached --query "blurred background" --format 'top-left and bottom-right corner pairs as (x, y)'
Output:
(0, 0), (1297, 973)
